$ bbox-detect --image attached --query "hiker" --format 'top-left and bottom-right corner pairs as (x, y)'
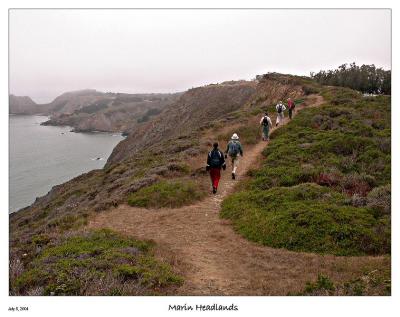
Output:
(275, 100), (286, 126)
(225, 133), (243, 180)
(287, 97), (296, 120)
(259, 112), (272, 141)
(206, 142), (226, 194)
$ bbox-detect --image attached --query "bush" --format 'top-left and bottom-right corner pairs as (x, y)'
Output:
(366, 185), (391, 216)
(221, 184), (387, 255)
(297, 267), (391, 296)
(303, 85), (319, 95)
(302, 274), (335, 295)
(127, 180), (206, 208)
(12, 229), (182, 295)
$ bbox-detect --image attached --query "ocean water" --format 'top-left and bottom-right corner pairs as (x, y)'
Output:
(9, 115), (124, 213)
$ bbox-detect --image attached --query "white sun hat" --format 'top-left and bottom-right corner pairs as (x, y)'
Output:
(231, 133), (239, 140)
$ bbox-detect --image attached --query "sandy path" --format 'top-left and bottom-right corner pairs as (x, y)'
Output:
(88, 95), (387, 295)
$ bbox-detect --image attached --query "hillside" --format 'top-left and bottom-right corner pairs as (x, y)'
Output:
(107, 80), (259, 164)
(9, 95), (48, 114)
(41, 92), (181, 133)
(9, 74), (391, 295)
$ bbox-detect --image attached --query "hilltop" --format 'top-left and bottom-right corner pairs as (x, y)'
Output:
(9, 95), (46, 114)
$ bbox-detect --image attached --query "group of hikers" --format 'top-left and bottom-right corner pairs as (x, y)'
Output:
(206, 98), (296, 194)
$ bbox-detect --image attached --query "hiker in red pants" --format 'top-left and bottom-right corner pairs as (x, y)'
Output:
(206, 142), (226, 194)
(287, 97), (296, 120)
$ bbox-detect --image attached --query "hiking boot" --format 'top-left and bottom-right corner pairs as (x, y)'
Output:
(232, 172), (235, 180)
(212, 187), (217, 194)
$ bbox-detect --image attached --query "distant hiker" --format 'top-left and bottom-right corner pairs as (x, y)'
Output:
(287, 98), (296, 120)
(225, 133), (243, 180)
(275, 101), (286, 126)
(206, 142), (226, 194)
(260, 112), (272, 141)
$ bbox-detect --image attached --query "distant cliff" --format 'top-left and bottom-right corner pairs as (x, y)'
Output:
(41, 91), (181, 133)
(10, 89), (181, 133)
(9, 95), (43, 114)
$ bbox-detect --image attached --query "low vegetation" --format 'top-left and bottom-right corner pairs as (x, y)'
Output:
(11, 229), (182, 295)
(128, 180), (207, 208)
(217, 124), (261, 146)
(222, 87), (390, 256)
(296, 267), (391, 296)
(222, 183), (389, 255)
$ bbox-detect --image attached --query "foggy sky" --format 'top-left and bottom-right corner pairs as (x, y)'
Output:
(9, 9), (391, 104)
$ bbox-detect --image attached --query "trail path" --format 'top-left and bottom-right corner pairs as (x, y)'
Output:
(88, 95), (386, 295)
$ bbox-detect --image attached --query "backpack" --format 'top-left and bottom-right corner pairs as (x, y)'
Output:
(228, 141), (240, 156)
(262, 116), (270, 126)
(277, 104), (283, 113)
(209, 150), (222, 168)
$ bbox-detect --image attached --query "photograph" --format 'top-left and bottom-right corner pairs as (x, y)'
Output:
(3, 4), (396, 316)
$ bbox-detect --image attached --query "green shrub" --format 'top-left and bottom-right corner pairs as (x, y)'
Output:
(127, 180), (206, 208)
(366, 185), (391, 216)
(297, 267), (391, 296)
(303, 274), (335, 295)
(221, 184), (388, 255)
(303, 85), (320, 95)
(13, 229), (182, 295)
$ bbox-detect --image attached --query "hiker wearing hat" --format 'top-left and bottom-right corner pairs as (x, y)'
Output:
(206, 142), (226, 194)
(287, 97), (296, 120)
(260, 112), (272, 141)
(275, 100), (286, 126)
(225, 133), (243, 180)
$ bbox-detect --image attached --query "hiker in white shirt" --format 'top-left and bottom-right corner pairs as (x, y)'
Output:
(260, 112), (273, 141)
(275, 101), (286, 127)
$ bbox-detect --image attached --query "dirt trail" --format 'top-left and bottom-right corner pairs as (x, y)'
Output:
(88, 95), (386, 295)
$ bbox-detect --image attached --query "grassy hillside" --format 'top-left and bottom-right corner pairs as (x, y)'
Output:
(221, 87), (391, 256)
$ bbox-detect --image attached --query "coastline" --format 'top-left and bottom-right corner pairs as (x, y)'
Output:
(9, 115), (125, 213)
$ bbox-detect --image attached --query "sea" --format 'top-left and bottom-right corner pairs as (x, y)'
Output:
(9, 115), (124, 213)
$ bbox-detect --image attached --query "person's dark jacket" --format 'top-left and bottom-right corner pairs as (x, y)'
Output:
(206, 149), (226, 170)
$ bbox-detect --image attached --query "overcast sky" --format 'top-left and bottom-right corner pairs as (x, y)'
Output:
(9, 9), (391, 103)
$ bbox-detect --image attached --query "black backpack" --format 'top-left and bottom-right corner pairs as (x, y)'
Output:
(209, 150), (222, 168)
(277, 104), (283, 113)
(262, 116), (269, 126)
